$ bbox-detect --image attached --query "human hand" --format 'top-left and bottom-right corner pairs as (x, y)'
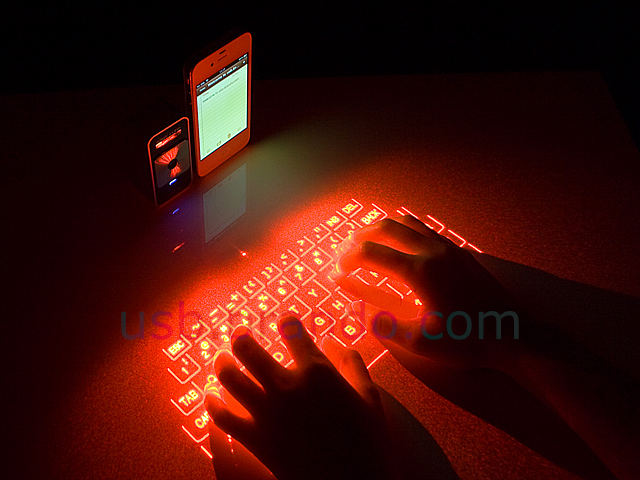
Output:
(207, 395), (276, 480)
(206, 316), (393, 480)
(331, 216), (520, 371)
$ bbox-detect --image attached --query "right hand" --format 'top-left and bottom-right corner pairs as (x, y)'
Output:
(331, 215), (520, 371)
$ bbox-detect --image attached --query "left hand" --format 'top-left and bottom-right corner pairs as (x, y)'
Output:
(206, 315), (392, 480)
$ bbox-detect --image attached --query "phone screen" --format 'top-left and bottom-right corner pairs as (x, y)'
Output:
(153, 139), (190, 188)
(195, 53), (249, 161)
(148, 117), (191, 205)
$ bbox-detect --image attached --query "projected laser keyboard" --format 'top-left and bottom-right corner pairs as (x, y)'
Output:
(160, 198), (481, 459)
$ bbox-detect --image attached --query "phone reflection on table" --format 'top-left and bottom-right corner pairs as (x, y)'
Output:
(203, 162), (247, 243)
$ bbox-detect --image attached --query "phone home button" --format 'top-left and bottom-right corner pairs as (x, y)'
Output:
(222, 146), (231, 157)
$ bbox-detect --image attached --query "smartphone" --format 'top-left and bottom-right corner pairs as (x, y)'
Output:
(185, 32), (252, 177)
(147, 117), (192, 205)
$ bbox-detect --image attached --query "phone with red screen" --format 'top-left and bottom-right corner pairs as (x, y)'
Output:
(147, 117), (192, 205)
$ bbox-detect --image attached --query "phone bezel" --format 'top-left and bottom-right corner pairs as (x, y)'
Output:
(147, 117), (192, 205)
(187, 32), (252, 177)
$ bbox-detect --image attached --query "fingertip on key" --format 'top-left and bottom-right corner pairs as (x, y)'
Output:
(328, 262), (347, 282)
(231, 324), (252, 343)
(213, 349), (235, 376)
(205, 390), (225, 416)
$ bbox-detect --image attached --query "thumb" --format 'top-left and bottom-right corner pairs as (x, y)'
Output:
(349, 300), (423, 351)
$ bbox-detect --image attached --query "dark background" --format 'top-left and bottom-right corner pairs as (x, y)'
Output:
(1, 2), (638, 148)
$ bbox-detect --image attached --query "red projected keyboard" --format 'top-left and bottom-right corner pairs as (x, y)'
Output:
(160, 199), (481, 459)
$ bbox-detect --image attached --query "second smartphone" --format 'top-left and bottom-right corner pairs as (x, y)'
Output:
(185, 32), (252, 177)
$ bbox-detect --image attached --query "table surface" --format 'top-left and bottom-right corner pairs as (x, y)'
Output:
(4, 72), (639, 479)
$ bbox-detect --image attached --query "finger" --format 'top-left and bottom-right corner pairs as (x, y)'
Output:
(395, 214), (467, 254)
(206, 389), (246, 478)
(230, 325), (287, 392)
(320, 334), (346, 368)
(340, 276), (421, 318)
(207, 405), (238, 476)
(393, 216), (496, 291)
(331, 240), (416, 283)
(340, 217), (432, 255)
(206, 392), (257, 451)
(338, 348), (381, 407)
(209, 413), (276, 480)
(353, 301), (425, 351)
(214, 350), (266, 414)
(395, 214), (441, 238)
(394, 214), (463, 246)
(277, 315), (324, 368)
(220, 384), (252, 419)
(321, 336), (382, 410)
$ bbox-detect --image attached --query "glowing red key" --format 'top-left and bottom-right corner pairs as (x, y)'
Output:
(301, 312), (335, 337)
(288, 262), (316, 287)
(319, 295), (348, 321)
(193, 337), (217, 366)
(224, 291), (247, 313)
(444, 229), (466, 247)
(241, 277), (265, 298)
(277, 295), (312, 320)
(247, 291), (279, 317)
(267, 341), (293, 367)
(340, 199), (363, 218)
(334, 219), (361, 239)
(182, 318), (211, 343)
(294, 236), (315, 256)
(163, 336), (192, 361)
(333, 315), (366, 346)
(310, 224), (331, 242)
(296, 279), (331, 307)
(167, 353), (201, 384)
(209, 321), (233, 347)
(251, 315), (281, 343)
(170, 385), (203, 416)
(182, 406), (211, 443)
(324, 211), (347, 230)
(359, 203), (387, 226)
(302, 248), (333, 272)
(277, 250), (299, 271)
(424, 215), (445, 233)
(266, 276), (297, 302)
(317, 234), (343, 259)
(259, 263), (282, 283)
(230, 306), (260, 327)
(354, 269), (387, 287)
(208, 306), (229, 325)
(190, 372), (220, 398)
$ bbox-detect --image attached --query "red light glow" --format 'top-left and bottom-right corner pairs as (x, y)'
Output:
(366, 349), (389, 370)
(201, 445), (213, 459)
(156, 145), (181, 178)
(425, 215), (446, 233)
(153, 197), (482, 459)
(445, 229), (467, 247)
(155, 128), (182, 149)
